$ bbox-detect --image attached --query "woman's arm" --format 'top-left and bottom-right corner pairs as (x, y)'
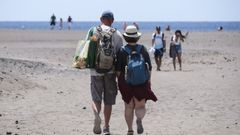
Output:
(142, 46), (152, 82)
(115, 48), (124, 77)
(142, 46), (152, 71)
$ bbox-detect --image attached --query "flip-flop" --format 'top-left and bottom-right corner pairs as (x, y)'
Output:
(127, 130), (134, 135)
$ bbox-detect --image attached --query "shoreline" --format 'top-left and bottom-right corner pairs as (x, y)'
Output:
(1, 21), (240, 32)
(1, 28), (240, 32)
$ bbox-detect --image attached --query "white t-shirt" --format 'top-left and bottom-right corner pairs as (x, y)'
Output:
(152, 32), (163, 49)
(171, 35), (182, 45)
(86, 24), (123, 76)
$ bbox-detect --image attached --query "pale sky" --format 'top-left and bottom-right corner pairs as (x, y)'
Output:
(1, 0), (239, 21)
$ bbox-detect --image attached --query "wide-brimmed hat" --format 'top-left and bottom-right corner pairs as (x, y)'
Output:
(123, 25), (141, 38)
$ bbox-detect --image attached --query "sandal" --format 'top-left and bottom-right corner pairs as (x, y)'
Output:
(136, 119), (144, 134)
(127, 130), (134, 135)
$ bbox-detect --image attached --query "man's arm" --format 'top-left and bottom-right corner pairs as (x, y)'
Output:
(114, 30), (124, 54)
(152, 33), (155, 47)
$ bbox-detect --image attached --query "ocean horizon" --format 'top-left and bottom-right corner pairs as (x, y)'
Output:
(0, 21), (240, 32)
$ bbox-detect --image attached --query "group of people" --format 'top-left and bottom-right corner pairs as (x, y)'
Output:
(123, 22), (139, 30)
(50, 14), (72, 30)
(81, 11), (186, 135)
(151, 26), (187, 71)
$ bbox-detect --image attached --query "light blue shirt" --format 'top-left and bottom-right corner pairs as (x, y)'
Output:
(152, 32), (163, 49)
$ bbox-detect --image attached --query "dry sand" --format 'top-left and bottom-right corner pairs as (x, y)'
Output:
(0, 29), (240, 135)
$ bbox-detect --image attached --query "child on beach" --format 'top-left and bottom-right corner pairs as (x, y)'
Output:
(116, 25), (157, 135)
(170, 30), (186, 71)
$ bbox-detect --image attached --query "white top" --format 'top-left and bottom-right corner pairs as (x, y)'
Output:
(152, 32), (163, 49)
(87, 24), (123, 76)
(171, 35), (182, 45)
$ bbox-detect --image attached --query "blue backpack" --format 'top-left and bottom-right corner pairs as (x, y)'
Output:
(123, 45), (150, 86)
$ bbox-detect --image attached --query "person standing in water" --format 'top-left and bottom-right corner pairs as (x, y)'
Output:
(67, 16), (72, 30)
(50, 14), (56, 30)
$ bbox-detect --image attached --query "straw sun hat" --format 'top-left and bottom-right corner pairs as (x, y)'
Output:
(123, 25), (141, 38)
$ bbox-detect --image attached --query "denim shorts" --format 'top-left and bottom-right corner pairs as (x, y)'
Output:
(170, 44), (182, 58)
(175, 45), (182, 53)
(90, 74), (118, 105)
(154, 48), (164, 57)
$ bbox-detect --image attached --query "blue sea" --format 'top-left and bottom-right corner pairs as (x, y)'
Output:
(0, 21), (240, 32)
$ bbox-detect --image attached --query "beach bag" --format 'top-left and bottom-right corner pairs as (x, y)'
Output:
(123, 45), (150, 86)
(72, 40), (90, 69)
(86, 40), (98, 68)
(148, 47), (155, 58)
(95, 26), (116, 73)
(85, 27), (98, 68)
(169, 43), (176, 58)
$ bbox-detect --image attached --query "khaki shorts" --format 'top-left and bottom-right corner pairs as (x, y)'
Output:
(91, 74), (118, 105)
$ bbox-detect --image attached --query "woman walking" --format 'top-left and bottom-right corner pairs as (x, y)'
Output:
(170, 30), (186, 71)
(116, 25), (157, 135)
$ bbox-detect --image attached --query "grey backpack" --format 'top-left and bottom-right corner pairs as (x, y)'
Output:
(95, 26), (116, 73)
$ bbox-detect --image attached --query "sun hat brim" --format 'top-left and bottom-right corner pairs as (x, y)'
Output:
(123, 32), (141, 38)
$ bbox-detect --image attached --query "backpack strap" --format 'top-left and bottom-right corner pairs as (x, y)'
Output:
(153, 32), (164, 39)
(108, 28), (116, 35)
(123, 45), (131, 55)
(153, 33), (156, 39)
(136, 44), (143, 54)
(96, 25), (102, 33)
(96, 26), (116, 36)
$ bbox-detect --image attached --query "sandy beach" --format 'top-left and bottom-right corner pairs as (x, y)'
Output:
(0, 29), (240, 135)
